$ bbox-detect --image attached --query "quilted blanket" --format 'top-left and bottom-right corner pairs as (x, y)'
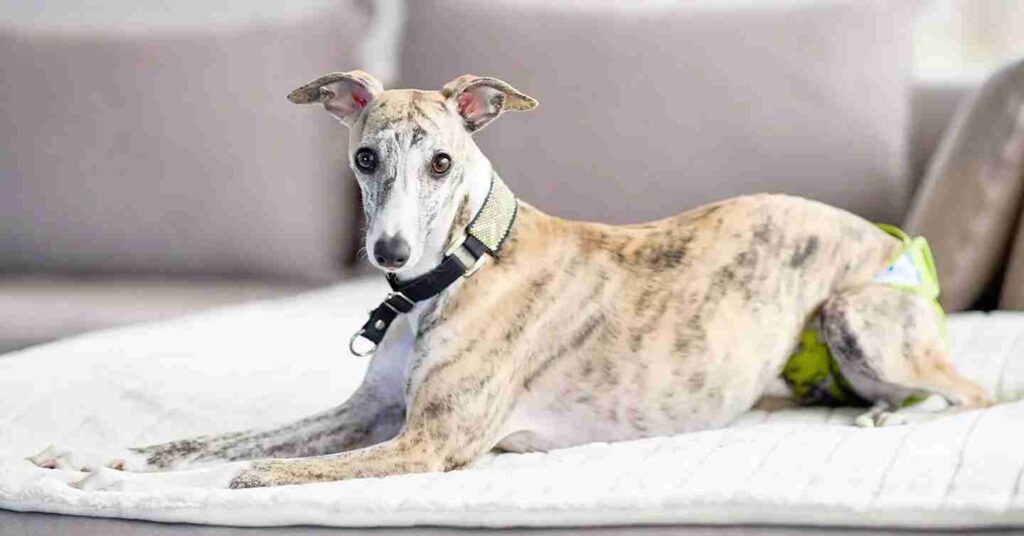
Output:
(1, 278), (1023, 529)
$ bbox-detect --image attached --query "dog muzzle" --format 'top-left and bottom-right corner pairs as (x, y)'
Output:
(349, 173), (518, 356)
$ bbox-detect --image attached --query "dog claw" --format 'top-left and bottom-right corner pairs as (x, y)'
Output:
(27, 444), (71, 469)
(35, 458), (57, 469)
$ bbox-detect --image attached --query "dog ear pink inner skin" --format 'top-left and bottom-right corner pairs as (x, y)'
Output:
(353, 90), (369, 108)
(325, 86), (370, 117)
(456, 91), (485, 123)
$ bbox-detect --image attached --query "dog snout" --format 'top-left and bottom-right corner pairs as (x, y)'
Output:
(373, 234), (411, 269)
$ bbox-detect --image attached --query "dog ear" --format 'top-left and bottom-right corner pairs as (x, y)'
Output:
(287, 70), (383, 126)
(442, 75), (538, 133)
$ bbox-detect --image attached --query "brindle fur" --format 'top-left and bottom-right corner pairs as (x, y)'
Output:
(32, 71), (990, 491)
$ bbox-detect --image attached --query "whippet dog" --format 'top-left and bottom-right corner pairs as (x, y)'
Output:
(29, 71), (990, 491)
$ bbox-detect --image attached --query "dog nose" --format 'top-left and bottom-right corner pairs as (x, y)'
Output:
(373, 234), (411, 269)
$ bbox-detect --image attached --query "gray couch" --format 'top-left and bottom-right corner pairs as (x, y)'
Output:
(0, 0), (1012, 356)
(8, 4), (1024, 536)
(0, 0), (384, 352)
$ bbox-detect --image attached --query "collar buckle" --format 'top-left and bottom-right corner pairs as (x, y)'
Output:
(445, 235), (488, 278)
(463, 255), (487, 278)
(383, 291), (416, 314)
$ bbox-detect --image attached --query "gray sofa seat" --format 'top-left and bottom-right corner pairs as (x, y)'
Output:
(0, 0), (405, 353)
(0, 275), (312, 354)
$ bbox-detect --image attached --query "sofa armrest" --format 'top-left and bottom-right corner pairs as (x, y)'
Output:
(909, 78), (978, 190)
(904, 62), (1024, 311)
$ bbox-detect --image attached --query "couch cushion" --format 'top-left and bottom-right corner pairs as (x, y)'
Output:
(0, 1), (390, 282)
(905, 60), (1024, 311)
(400, 0), (915, 225)
(0, 274), (312, 354)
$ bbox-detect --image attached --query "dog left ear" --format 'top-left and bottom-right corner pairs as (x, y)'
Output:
(287, 70), (383, 126)
(442, 75), (538, 133)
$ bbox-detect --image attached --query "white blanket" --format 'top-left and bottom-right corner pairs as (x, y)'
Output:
(1, 278), (1023, 529)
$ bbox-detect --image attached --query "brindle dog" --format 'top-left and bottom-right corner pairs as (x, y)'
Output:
(29, 71), (990, 491)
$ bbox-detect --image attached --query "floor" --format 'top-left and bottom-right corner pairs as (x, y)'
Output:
(1, 511), (1022, 536)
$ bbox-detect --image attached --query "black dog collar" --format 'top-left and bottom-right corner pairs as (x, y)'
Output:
(349, 174), (517, 356)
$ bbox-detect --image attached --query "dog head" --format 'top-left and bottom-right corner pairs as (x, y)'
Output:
(288, 71), (537, 276)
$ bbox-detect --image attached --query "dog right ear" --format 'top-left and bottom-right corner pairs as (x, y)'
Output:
(287, 70), (383, 126)
(442, 75), (538, 133)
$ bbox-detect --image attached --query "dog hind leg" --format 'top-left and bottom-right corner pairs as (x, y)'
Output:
(819, 284), (991, 428)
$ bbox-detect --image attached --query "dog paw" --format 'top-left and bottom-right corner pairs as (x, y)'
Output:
(70, 467), (136, 492)
(854, 410), (908, 428)
(27, 444), (148, 472)
(17, 458), (89, 484)
(71, 463), (247, 492)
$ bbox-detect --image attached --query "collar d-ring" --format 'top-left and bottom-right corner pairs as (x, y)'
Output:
(349, 329), (377, 357)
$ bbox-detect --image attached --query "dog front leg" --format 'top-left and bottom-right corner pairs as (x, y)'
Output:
(70, 430), (443, 492)
(140, 379), (406, 470)
(228, 429), (451, 489)
(73, 348), (518, 490)
(232, 349), (519, 488)
(28, 389), (403, 474)
(31, 318), (414, 473)
(28, 379), (404, 474)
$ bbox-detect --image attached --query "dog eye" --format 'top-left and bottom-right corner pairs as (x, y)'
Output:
(430, 153), (452, 176)
(354, 148), (377, 173)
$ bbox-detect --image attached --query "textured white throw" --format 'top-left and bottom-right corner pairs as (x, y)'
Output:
(1, 278), (1023, 529)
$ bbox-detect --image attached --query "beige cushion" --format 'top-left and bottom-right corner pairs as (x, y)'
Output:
(400, 0), (915, 224)
(904, 60), (1024, 311)
(0, 1), (376, 282)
